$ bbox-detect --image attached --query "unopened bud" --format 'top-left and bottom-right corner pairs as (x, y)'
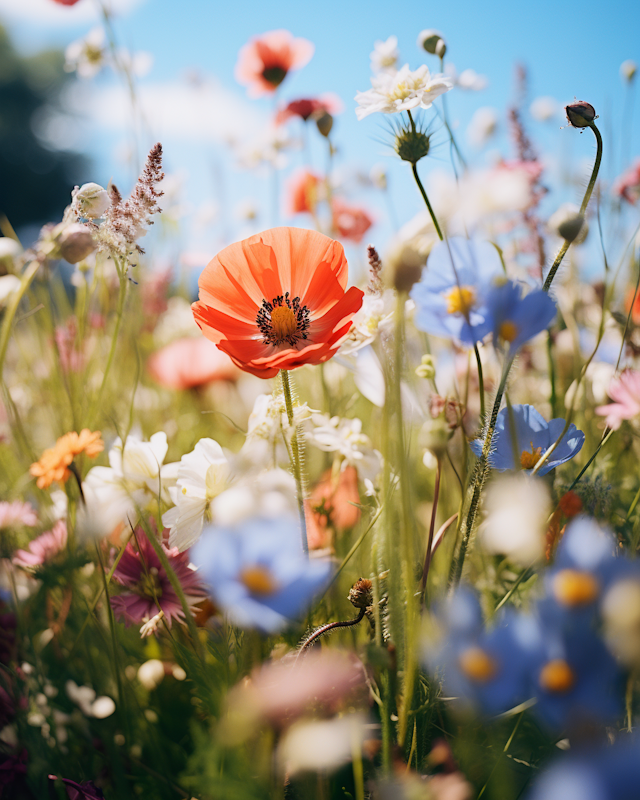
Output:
(565, 101), (597, 129)
(57, 223), (96, 264)
(315, 111), (334, 138)
(74, 182), (110, 219)
(620, 60), (637, 83)
(395, 127), (431, 165)
(418, 29), (446, 57)
(416, 354), (436, 380)
(548, 203), (588, 244)
(348, 577), (373, 609)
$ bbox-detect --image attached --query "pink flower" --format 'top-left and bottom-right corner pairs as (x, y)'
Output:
(275, 93), (343, 125)
(331, 198), (374, 243)
(141, 269), (171, 332)
(110, 529), (206, 627)
(12, 521), (67, 568)
(147, 336), (240, 390)
(0, 502), (37, 530)
(285, 169), (322, 215)
(614, 160), (640, 205)
(235, 30), (314, 97)
(54, 318), (85, 374)
(595, 369), (640, 429)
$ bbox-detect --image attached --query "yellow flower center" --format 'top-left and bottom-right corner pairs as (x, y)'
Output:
(553, 569), (600, 606)
(499, 320), (519, 342)
(539, 659), (576, 693)
(444, 286), (476, 315)
(458, 646), (497, 683)
(520, 442), (543, 469)
(270, 306), (297, 341)
(240, 566), (278, 595)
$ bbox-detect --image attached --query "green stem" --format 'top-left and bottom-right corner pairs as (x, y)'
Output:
(547, 330), (557, 418)
(543, 122), (603, 292)
(626, 484), (640, 522)
(87, 264), (128, 428)
(0, 259), (40, 381)
(411, 163), (444, 241)
(449, 358), (513, 589)
(280, 369), (308, 553)
(420, 456), (441, 599)
(473, 344), (485, 420)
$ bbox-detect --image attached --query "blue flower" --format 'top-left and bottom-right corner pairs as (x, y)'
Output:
(424, 588), (539, 716)
(526, 736), (640, 800)
(470, 404), (584, 475)
(485, 278), (557, 355)
(410, 237), (503, 345)
(191, 517), (332, 634)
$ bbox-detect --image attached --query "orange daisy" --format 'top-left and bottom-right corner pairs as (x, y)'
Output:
(192, 227), (364, 379)
(30, 429), (104, 489)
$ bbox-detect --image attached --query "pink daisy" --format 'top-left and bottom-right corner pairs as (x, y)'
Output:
(110, 528), (206, 627)
(595, 369), (640, 430)
(0, 502), (37, 530)
(12, 521), (67, 568)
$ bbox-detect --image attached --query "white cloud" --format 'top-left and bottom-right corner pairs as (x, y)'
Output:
(0, 0), (146, 28)
(59, 77), (266, 145)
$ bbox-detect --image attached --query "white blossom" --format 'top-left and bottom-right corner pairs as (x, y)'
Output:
(370, 35), (399, 73)
(306, 414), (382, 486)
(73, 182), (111, 219)
(530, 96), (559, 122)
(162, 438), (231, 551)
(338, 293), (394, 355)
(355, 64), (453, 121)
(64, 27), (109, 79)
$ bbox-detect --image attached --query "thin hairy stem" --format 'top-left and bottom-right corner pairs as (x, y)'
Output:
(280, 369), (308, 553)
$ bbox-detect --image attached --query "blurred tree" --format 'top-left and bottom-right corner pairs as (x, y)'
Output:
(0, 24), (88, 234)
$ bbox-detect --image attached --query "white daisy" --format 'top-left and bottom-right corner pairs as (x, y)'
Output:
(355, 64), (453, 121)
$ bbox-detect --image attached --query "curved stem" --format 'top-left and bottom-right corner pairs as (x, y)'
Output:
(449, 358), (513, 589)
(411, 163), (444, 241)
(543, 122), (603, 292)
(0, 259), (40, 382)
(280, 369), (308, 553)
(296, 607), (365, 656)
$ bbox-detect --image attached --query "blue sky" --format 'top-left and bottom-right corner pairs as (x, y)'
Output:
(2, 0), (639, 275)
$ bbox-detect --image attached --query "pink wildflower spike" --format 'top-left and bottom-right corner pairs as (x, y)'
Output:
(12, 521), (67, 568)
(109, 528), (206, 628)
(595, 369), (640, 430)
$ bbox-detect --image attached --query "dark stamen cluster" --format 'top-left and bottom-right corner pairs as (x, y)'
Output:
(256, 292), (311, 347)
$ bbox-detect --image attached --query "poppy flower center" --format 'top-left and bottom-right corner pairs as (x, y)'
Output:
(240, 566), (278, 595)
(499, 320), (519, 342)
(445, 285), (476, 315)
(458, 646), (497, 683)
(262, 65), (288, 87)
(257, 293), (311, 347)
(553, 569), (600, 606)
(520, 442), (542, 469)
(539, 659), (575, 693)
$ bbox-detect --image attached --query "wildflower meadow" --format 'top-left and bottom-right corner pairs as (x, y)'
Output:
(2, 2), (640, 798)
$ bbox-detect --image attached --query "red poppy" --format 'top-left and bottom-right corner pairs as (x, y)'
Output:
(51, 0), (82, 4)
(285, 169), (322, 215)
(235, 30), (313, 97)
(331, 198), (374, 244)
(192, 227), (364, 379)
(275, 93), (343, 125)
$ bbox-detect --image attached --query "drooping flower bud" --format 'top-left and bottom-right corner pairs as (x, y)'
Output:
(315, 111), (334, 138)
(348, 577), (373, 609)
(74, 182), (111, 219)
(417, 29), (446, 57)
(57, 223), (97, 264)
(564, 101), (597, 129)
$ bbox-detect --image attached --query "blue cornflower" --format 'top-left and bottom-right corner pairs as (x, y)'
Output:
(424, 588), (539, 716)
(410, 237), (503, 345)
(485, 278), (557, 355)
(470, 404), (584, 475)
(191, 516), (332, 634)
(526, 736), (640, 800)
(528, 619), (624, 732)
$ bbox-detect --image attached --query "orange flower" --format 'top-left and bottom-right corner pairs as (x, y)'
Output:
(147, 337), (240, 390)
(30, 429), (104, 489)
(192, 227), (364, 379)
(235, 30), (314, 97)
(286, 169), (322, 215)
